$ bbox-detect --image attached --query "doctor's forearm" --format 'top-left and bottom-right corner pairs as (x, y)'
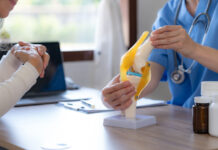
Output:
(192, 44), (218, 73)
(140, 62), (164, 98)
(139, 79), (159, 98)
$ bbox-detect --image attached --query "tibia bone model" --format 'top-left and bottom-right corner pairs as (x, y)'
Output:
(120, 31), (153, 119)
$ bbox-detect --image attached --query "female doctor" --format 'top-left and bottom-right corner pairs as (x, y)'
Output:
(0, 0), (49, 117)
(101, 0), (218, 109)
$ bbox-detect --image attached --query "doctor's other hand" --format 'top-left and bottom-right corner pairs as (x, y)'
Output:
(12, 48), (45, 77)
(150, 25), (198, 58)
(101, 75), (136, 111)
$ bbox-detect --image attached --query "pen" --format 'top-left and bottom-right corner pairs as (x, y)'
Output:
(81, 100), (95, 109)
(62, 102), (84, 111)
(60, 98), (90, 102)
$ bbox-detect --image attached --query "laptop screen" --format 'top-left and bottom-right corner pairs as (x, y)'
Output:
(25, 42), (67, 96)
(0, 42), (67, 97)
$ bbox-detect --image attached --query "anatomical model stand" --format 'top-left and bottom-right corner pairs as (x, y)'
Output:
(104, 31), (156, 129)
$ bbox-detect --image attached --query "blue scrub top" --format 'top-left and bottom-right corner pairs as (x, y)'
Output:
(148, 0), (218, 108)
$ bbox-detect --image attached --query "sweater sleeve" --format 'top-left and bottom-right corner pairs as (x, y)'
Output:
(0, 51), (22, 82)
(0, 62), (39, 117)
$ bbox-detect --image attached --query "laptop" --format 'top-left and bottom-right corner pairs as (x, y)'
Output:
(0, 42), (90, 106)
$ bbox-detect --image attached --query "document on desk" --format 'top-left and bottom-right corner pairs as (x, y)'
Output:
(58, 98), (167, 114)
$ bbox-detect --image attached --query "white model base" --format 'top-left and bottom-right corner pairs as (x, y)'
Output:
(104, 115), (156, 129)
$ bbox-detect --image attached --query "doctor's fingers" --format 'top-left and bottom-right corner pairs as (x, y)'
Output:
(151, 29), (181, 41)
(102, 80), (133, 95)
(104, 74), (120, 89)
(113, 90), (135, 106)
(153, 25), (183, 34)
(151, 34), (183, 46)
(155, 41), (194, 57)
(154, 41), (190, 55)
(114, 97), (133, 111)
(104, 85), (135, 103)
(110, 74), (120, 84)
(153, 31), (192, 50)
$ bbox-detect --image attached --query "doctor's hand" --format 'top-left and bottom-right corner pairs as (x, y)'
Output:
(101, 75), (136, 111)
(150, 25), (198, 58)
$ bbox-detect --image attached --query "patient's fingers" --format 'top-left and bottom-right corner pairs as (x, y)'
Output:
(35, 44), (47, 56)
(42, 52), (50, 68)
(40, 70), (45, 78)
(18, 42), (47, 56)
(39, 52), (49, 78)
(17, 42), (49, 66)
(13, 50), (29, 63)
(18, 41), (30, 47)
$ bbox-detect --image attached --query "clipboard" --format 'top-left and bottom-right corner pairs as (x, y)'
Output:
(58, 98), (167, 114)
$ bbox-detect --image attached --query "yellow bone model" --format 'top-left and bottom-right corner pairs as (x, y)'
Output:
(120, 31), (152, 100)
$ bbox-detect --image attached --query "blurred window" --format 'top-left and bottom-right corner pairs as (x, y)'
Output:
(3, 0), (100, 51)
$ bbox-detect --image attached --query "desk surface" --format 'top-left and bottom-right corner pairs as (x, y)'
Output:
(0, 104), (218, 150)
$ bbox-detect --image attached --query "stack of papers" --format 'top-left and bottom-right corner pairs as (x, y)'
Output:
(58, 98), (167, 114)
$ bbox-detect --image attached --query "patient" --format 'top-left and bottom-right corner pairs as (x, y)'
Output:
(0, 0), (49, 117)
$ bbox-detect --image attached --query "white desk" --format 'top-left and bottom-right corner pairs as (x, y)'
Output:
(0, 102), (218, 150)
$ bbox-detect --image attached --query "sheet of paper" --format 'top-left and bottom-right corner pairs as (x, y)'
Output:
(58, 98), (166, 114)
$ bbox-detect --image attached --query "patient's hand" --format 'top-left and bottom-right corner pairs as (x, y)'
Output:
(11, 41), (50, 78)
(13, 48), (43, 75)
(101, 75), (136, 110)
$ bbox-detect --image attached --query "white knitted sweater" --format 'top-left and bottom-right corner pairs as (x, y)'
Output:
(0, 51), (38, 117)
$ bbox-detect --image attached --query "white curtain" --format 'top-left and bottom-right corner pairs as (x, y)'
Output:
(93, 0), (126, 89)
